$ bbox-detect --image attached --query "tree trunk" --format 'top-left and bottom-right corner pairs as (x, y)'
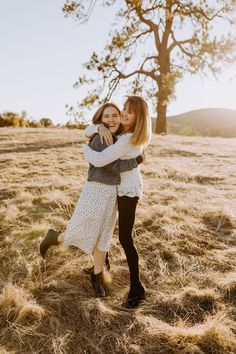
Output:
(155, 95), (167, 134)
(155, 54), (170, 134)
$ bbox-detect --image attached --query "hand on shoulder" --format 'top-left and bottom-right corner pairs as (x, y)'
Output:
(98, 124), (113, 145)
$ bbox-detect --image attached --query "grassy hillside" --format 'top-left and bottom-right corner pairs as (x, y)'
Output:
(0, 128), (236, 354)
(152, 108), (236, 137)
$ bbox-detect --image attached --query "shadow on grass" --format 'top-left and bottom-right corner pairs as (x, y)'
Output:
(0, 141), (84, 155)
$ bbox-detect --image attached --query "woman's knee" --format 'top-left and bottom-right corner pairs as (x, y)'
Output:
(119, 234), (127, 247)
(119, 233), (134, 249)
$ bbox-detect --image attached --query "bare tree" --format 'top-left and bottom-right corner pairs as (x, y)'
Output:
(63, 0), (236, 133)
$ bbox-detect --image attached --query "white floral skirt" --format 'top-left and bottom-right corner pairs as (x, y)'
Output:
(63, 182), (117, 255)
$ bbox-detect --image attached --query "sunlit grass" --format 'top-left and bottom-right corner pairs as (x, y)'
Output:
(0, 127), (235, 353)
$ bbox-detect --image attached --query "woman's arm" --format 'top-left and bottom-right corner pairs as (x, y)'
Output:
(103, 158), (139, 174)
(84, 124), (113, 145)
(83, 125), (98, 138)
(89, 134), (141, 173)
(83, 134), (142, 167)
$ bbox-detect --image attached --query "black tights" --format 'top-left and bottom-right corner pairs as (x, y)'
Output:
(118, 196), (141, 288)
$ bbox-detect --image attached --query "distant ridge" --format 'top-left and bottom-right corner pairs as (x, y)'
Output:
(152, 108), (236, 137)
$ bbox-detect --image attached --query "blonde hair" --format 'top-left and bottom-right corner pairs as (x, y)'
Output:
(124, 96), (151, 146)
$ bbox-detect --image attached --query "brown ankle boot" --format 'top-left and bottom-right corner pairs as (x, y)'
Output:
(90, 271), (106, 298)
(38, 229), (60, 259)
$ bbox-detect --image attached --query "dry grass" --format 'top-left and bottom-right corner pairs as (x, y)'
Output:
(0, 127), (236, 353)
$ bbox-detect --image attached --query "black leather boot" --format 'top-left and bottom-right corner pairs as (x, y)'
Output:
(90, 271), (106, 298)
(38, 229), (60, 259)
(105, 252), (110, 271)
(121, 283), (145, 309)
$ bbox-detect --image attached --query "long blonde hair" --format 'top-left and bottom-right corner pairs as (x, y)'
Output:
(124, 96), (151, 146)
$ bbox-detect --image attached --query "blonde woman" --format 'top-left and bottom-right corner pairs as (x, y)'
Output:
(39, 102), (143, 298)
(83, 95), (151, 308)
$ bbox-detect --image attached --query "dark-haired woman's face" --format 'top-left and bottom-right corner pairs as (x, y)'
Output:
(121, 103), (136, 131)
(101, 107), (120, 133)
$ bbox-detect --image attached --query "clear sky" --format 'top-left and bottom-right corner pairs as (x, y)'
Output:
(1, 0), (236, 124)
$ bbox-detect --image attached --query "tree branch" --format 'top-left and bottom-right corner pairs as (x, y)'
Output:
(140, 55), (159, 70)
(126, 0), (161, 48)
(128, 29), (152, 47)
(168, 30), (198, 52)
(176, 45), (218, 77)
(110, 64), (158, 83)
(174, 1), (227, 22)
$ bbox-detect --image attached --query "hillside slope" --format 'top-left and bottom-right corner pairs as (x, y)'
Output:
(0, 128), (236, 353)
(152, 108), (236, 137)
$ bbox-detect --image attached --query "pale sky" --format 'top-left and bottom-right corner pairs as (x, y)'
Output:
(0, 0), (236, 124)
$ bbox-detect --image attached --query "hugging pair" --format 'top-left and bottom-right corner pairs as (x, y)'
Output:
(39, 95), (151, 309)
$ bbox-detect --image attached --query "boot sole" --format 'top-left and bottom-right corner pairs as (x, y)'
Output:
(121, 294), (145, 309)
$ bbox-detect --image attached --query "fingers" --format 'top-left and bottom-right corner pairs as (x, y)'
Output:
(98, 124), (104, 144)
(104, 134), (109, 145)
(104, 131), (113, 145)
(98, 125), (113, 145)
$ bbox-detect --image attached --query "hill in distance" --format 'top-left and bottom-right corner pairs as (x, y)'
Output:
(153, 108), (236, 137)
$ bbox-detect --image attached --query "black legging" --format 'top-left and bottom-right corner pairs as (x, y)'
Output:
(118, 196), (140, 288)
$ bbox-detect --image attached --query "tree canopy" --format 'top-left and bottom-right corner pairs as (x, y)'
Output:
(63, 0), (236, 133)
